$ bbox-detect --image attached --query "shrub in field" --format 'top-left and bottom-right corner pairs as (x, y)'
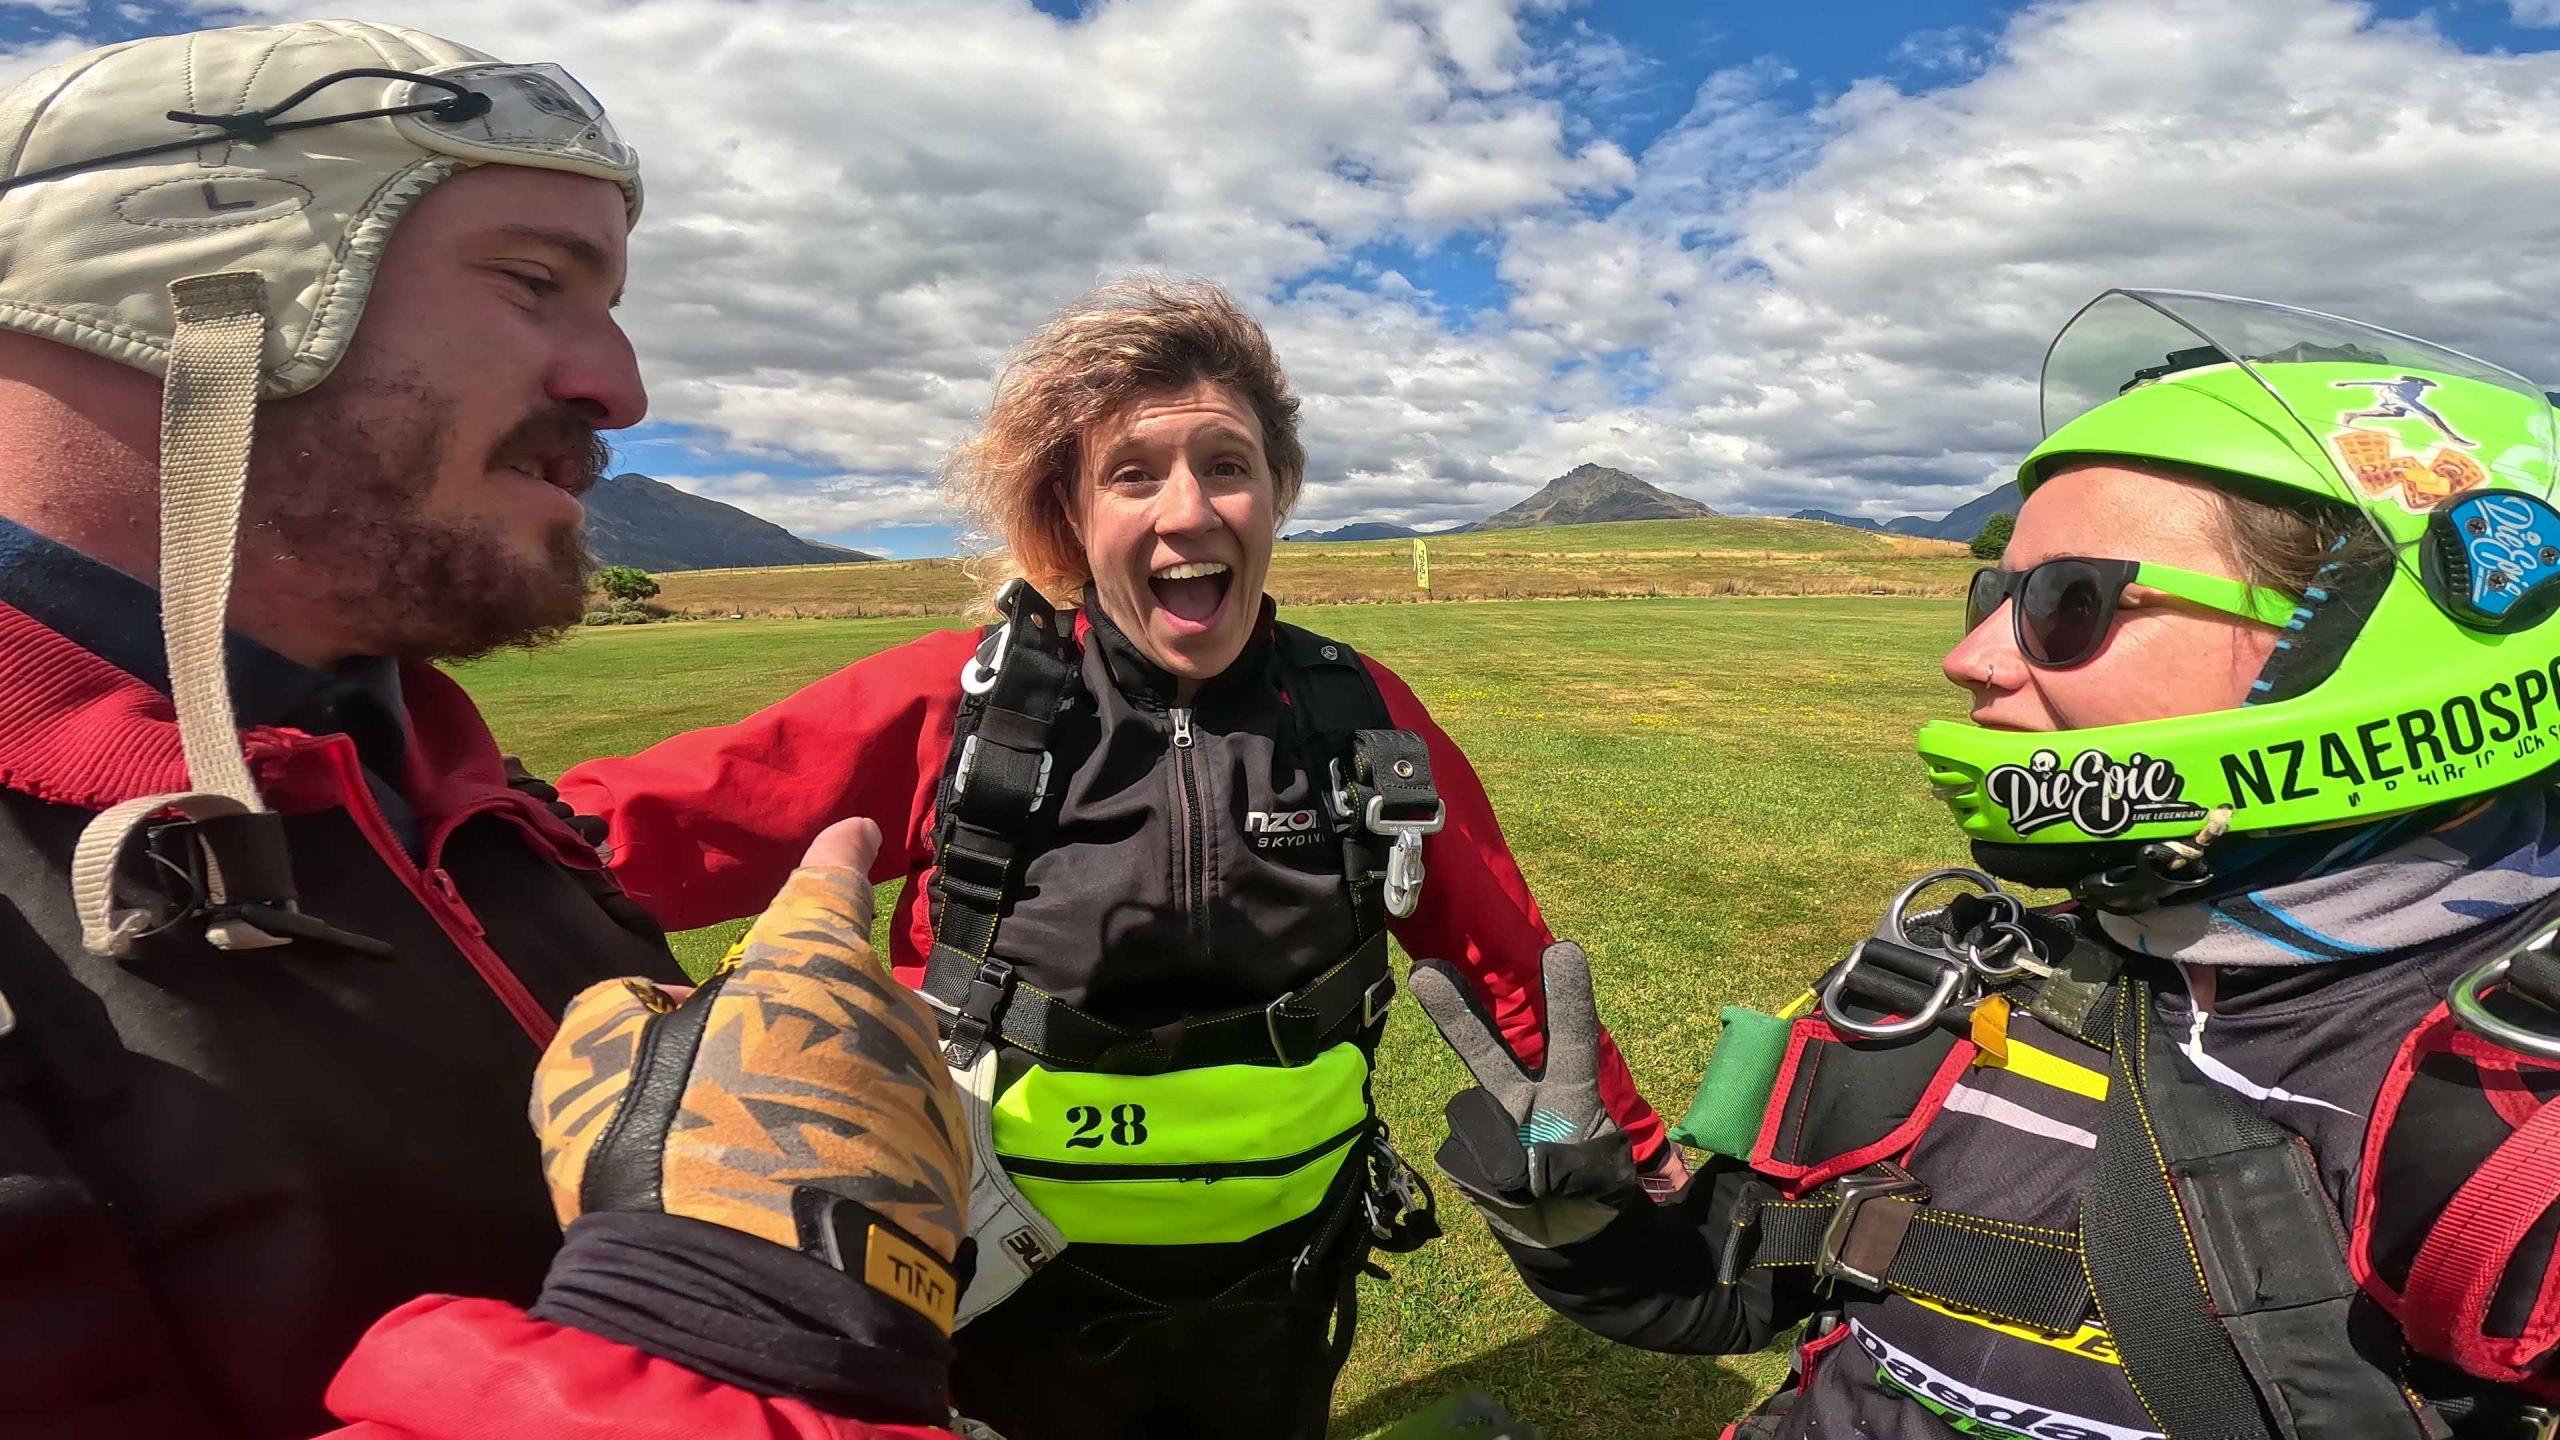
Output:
(583, 598), (664, 626)
(596, 565), (661, 602)
(1969, 512), (2014, 560)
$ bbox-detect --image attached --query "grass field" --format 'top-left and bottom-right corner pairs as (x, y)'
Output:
(645, 516), (1973, 618)
(451, 595), (1978, 1439)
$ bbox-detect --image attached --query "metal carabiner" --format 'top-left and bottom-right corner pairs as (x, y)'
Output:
(1820, 867), (2037, 1039)
(1367, 794), (1446, 918)
(2451, 922), (2560, 1062)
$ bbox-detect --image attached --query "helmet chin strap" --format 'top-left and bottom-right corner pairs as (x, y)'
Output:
(1970, 805), (2237, 911)
(69, 272), (286, 956)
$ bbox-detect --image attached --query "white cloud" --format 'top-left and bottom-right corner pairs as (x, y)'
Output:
(2512, 1), (2560, 27)
(194, 0), (1640, 530)
(23, 0), (2560, 535)
(657, 470), (955, 534)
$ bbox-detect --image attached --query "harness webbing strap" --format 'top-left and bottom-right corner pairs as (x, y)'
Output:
(925, 930), (1392, 1073)
(1270, 626), (1404, 941)
(2401, 1087), (2560, 1382)
(1729, 1191), (2092, 1334)
(2084, 974), (2285, 1440)
(2085, 972), (2433, 1440)
(930, 582), (1079, 1069)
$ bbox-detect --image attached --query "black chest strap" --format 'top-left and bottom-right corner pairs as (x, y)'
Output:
(2084, 969), (2437, 1440)
(927, 581), (1081, 1070)
(1269, 625), (1442, 934)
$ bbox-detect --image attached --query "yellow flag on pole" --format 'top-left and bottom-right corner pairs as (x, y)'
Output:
(1414, 538), (1430, 592)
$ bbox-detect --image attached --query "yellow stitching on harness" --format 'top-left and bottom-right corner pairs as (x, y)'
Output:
(1922, 1212), (2080, 1253)
(1907, 1295), (2120, 1363)
(1974, 1036), (2110, 1101)
(2120, 998), (2210, 1293)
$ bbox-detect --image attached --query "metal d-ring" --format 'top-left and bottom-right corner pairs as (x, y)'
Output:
(1883, 867), (2010, 945)
(1819, 940), (1969, 1041)
(2452, 925), (2560, 1061)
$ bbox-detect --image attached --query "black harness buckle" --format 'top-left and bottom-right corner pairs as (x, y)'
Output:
(943, 956), (1016, 1066)
(1266, 991), (1318, 1067)
(1362, 974), (1395, 1030)
(1817, 1162), (1929, 1292)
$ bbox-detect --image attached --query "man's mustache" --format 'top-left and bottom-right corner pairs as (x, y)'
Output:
(489, 407), (611, 498)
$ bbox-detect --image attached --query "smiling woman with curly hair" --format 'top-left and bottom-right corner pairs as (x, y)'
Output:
(561, 274), (1683, 1440)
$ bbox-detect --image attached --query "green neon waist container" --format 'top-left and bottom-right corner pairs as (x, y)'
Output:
(991, 1042), (1371, 1245)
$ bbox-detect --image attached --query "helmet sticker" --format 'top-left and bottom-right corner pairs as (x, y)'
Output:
(2423, 491), (2560, 632)
(2334, 375), (2474, 447)
(1985, 749), (2206, 838)
(2329, 376), (2492, 512)
(2217, 652), (2560, 812)
(2329, 427), (2489, 511)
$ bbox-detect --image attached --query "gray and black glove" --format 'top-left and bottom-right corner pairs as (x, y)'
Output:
(1410, 941), (1640, 1249)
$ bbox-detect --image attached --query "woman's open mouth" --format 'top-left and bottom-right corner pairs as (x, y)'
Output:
(1149, 560), (1233, 633)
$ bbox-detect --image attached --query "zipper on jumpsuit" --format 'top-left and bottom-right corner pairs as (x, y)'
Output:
(308, 736), (557, 1045)
(1170, 707), (1208, 955)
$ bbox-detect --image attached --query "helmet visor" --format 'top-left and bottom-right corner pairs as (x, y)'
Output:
(391, 62), (638, 186)
(2040, 289), (2559, 577)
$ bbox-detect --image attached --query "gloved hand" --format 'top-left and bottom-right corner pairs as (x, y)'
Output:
(1410, 940), (1641, 1249)
(528, 818), (971, 1422)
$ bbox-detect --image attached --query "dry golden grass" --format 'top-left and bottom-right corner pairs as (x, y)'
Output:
(643, 518), (1975, 618)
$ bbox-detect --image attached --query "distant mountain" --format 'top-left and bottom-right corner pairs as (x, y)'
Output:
(1790, 508), (1884, 531)
(1927, 482), (2023, 541)
(1475, 464), (1718, 531)
(1789, 483), (2024, 541)
(582, 472), (879, 572)
(1284, 521), (1425, 542)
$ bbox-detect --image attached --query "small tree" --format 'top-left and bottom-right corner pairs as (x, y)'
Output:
(596, 565), (660, 602)
(1970, 512), (2015, 561)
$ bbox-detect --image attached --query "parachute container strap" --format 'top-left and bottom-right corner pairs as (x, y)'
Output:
(72, 793), (270, 956)
(1721, 1181), (2092, 1335)
(927, 583), (1079, 1067)
(2084, 971), (2437, 1440)
(1271, 625), (1399, 934)
(2400, 1081), (2560, 1382)
(70, 273), (276, 959)
(2082, 972), (2284, 1439)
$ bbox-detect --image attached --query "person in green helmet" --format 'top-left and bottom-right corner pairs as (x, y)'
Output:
(1409, 291), (2560, 1438)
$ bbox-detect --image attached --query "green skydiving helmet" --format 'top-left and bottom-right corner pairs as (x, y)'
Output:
(1917, 290), (2560, 870)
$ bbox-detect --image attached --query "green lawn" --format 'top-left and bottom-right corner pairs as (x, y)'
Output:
(450, 595), (1977, 1440)
(642, 516), (1974, 617)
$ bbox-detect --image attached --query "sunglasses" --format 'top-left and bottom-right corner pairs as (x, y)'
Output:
(1965, 557), (2301, 669)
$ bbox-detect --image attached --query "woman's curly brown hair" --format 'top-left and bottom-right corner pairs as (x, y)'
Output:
(945, 275), (1307, 599)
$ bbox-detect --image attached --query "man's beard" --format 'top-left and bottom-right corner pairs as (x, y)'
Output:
(245, 376), (607, 662)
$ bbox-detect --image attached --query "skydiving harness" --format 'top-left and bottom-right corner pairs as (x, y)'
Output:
(916, 581), (1441, 1327)
(1683, 866), (2560, 1440)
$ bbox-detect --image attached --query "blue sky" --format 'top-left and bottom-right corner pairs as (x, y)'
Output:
(12, 0), (2560, 559)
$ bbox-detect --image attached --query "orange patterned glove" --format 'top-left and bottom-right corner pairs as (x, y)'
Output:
(533, 819), (969, 1334)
